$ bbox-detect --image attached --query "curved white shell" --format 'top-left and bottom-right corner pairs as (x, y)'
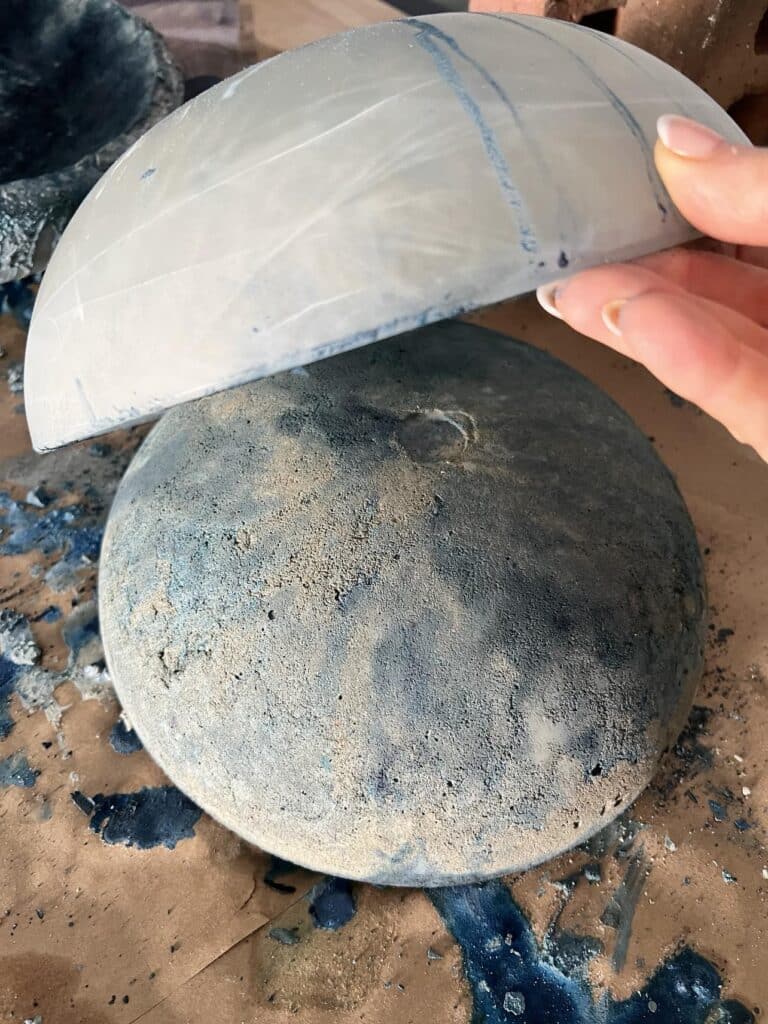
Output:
(25, 12), (746, 450)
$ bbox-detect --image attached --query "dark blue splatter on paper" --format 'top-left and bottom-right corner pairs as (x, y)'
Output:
(109, 718), (143, 755)
(0, 750), (38, 787)
(71, 786), (201, 850)
(308, 877), (357, 930)
(0, 491), (103, 591)
(429, 880), (754, 1023)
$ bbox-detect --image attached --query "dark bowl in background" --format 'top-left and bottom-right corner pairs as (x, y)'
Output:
(0, 0), (183, 283)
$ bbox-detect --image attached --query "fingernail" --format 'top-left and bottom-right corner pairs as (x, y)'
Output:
(536, 282), (564, 320)
(657, 114), (725, 159)
(601, 300), (626, 337)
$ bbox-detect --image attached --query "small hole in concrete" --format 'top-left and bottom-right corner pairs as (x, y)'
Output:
(579, 8), (618, 33)
(591, 763), (603, 777)
(756, 8), (768, 54)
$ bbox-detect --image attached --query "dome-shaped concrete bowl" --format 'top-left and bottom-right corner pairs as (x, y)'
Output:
(0, 0), (183, 283)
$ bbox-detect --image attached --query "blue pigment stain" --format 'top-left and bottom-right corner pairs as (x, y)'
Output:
(0, 656), (20, 739)
(308, 877), (357, 930)
(483, 14), (669, 219)
(0, 750), (38, 787)
(709, 799), (728, 822)
(429, 880), (754, 1023)
(140, 167), (156, 180)
(62, 606), (100, 661)
(408, 20), (538, 255)
(269, 926), (300, 946)
(0, 492), (103, 591)
(35, 606), (62, 624)
(88, 442), (113, 457)
(109, 719), (143, 755)
(71, 786), (201, 850)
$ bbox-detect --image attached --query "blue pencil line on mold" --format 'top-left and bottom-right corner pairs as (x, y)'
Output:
(483, 13), (670, 219)
(407, 18), (576, 247)
(407, 20), (539, 256)
(576, 23), (687, 117)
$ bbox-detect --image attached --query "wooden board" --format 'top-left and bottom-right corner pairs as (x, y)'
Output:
(239, 0), (402, 57)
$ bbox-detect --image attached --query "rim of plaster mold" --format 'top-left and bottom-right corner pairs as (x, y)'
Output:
(24, 11), (748, 450)
(0, 2), (183, 285)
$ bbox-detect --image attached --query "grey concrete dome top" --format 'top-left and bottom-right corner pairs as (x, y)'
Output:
(100, 321), (706, 886)
(0, 0), (183, 283)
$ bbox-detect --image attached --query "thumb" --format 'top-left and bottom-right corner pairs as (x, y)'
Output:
(655, 115), (768, 247)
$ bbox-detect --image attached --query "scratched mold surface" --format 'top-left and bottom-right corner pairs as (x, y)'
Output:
(3, 293), (768, 1023)
(24, 12), (748, 450)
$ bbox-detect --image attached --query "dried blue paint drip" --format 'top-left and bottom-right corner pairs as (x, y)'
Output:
(483, 14), (669, 219)
(429, 880), (754, 1023)
(109, 719), (143, 755)
(0, 750), (38, 787)
(71, 786), (201, 850)
(0, 491), (103, 591)
(308, 877), (357, 930)
(408, 21), (538, 255)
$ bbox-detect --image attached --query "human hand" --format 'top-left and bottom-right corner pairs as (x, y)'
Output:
(536, 114), (768, 462)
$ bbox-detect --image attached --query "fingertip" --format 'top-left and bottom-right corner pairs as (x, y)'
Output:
(656, 114), (729, 160)
(653, 131), (768, 246)
(536, 282), (564, 320)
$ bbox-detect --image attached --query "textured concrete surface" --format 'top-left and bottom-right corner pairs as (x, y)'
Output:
(0, 0), (183, 283)
(100, 321), (706, 886)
